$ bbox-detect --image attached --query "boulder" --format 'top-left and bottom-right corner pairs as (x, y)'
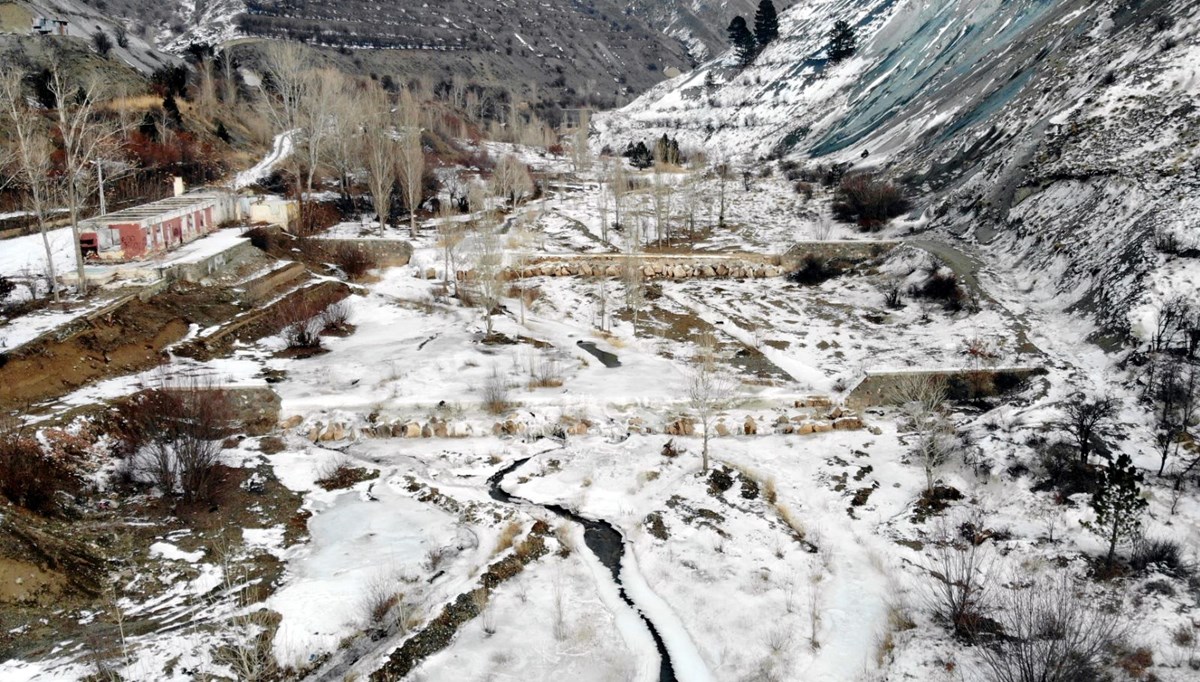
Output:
(812, 421), (833, 433)
(404, 421), (422, 438)
(424, 267), (437, 279)
(833, 417), (864, 431)
(319, 422), (345, 441)
(743, 416), (757, 435)
(421, 423), (434, 438)
(797, 422), (815, 435)
(280, 414), (304, 430)
(667, 417), (695, 436)
(715, 421), (730, 437)
(433, 421), (449, 438)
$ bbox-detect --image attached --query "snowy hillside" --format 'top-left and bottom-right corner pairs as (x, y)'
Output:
(597, 0), (1200, 339)
(14, 0), (181, 73)
(625, 0), (756, 61)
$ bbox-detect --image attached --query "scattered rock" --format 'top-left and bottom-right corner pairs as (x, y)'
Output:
(707, 467), (735, 496)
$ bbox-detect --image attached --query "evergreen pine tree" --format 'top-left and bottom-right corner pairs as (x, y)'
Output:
(139, 111), (159, 141)
(215, 120), (232, 143)
(754, 1), (780, 48)
(629, 141), (654, 169)
(1082, 453), (1148, 569)
(827, 20), (858, 63)
(162, 94), (183, 129)
(727, 16), (757, 66)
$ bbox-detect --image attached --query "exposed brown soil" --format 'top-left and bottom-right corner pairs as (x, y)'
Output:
(0, 457), (305, 665)
(0, 252), (349, 413)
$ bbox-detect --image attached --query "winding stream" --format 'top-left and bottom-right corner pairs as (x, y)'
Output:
(487, 458), (677, 682)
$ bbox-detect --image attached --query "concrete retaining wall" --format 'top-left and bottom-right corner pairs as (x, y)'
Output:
(847, 366), (1046, 407)
(781, 241), (899, 269)
(318, 238), (413, 267)
(163, 239), (260, 283)
(242, 262), (308, 304)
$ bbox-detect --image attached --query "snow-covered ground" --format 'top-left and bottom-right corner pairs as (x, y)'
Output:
(4, 148), (1199, 682)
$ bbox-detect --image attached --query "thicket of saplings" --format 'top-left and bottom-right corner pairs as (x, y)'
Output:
(0, 384), (245, 517)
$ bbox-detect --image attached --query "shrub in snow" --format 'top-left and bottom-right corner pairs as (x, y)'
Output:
(0, 424), (85, 516)
(119, 383), (234, 505)
(976, 574), (1128, 682)
(1128, 537), (1188, 578)
(831, 175), (910, 231)
(481, 367), (511, 415)
(327, 242), (378, 281)
(786, 255), (844, 285)
(925, 522), (992, 639)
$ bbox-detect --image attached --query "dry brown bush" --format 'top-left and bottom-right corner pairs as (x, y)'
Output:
(0, 424), (85, 516)
(117, 381), (235, 504)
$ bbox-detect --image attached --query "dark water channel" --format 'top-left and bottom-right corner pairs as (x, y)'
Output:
(576, 340), (622, 368)
(487, 458), (676, 682)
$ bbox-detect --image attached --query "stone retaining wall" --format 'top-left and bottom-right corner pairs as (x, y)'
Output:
(284, 397), (868, 443)
(454, 254), (786, 281)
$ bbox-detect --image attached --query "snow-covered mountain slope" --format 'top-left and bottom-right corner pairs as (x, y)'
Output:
(12, 0), (181, 73)
(625, 0), (756, 61)
(597, 0), (1200, 341)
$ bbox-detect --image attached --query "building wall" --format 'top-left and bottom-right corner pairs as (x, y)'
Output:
(117, 224), (147, 258)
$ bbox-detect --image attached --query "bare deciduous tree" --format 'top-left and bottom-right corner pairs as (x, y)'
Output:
(1061, 393), (1117, 465)
(361, 83), (398, 234)
(1150, 294), (1191, 352)
(888, 374), (954, 492)
(1, 66), (60, 301)
(925, 521), (991, 637)
(471, 217), (505, 336)
(258, 43), (312, 222)
(436, 208), (466, 294)
(621, 235), (645, 332)
(1149, 358), (1198, 476)
(571, 109), (591, 173)
(325, 77), (365, 206)
(396, 87), (425, 236)
(48, 59), (125, 295)
(609, 161), (628, 235)
(650, 165), (674, 246)
(688, 336), (736, 472)
(490, 154), (534, 211)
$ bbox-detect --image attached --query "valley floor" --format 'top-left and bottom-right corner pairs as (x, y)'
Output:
(2, 149), (1198, 682)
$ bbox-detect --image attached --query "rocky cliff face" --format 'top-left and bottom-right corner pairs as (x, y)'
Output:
(596, 0), (1200, 340)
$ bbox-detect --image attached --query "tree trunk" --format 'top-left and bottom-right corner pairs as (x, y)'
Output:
(68, 188), (87, 296)
(1106, 522), (1118, 569)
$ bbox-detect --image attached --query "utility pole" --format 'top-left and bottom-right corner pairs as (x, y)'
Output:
(96, 161), (106, 215)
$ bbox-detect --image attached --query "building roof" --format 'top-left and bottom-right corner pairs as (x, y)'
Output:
(87, 192), (229, 227)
